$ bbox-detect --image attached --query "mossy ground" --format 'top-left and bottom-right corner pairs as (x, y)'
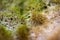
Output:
(0, 0), (60, 40)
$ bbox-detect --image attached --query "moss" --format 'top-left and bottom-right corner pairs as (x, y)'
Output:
(24, 0), (46, 12)
(0, 25), (13, 40)
(31, 11), (48, 26)
(16, 24), (29, 40)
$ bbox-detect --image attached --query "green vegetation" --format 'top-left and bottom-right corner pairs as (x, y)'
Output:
(24, 0), (47, 12)
(0, 0), (59, 40)
(0, 0), (48, 39)
(0, 24), (13, 40)
(16, 24), (29, 40)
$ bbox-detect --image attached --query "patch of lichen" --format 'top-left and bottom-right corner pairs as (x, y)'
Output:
(0, 24), (13, 40)
(16, 24), (29, 40)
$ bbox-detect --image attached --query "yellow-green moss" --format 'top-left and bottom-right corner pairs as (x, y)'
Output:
(24, 0), (46, 12)
(0, 25), (13, 40)
(16, 24), (29, 40)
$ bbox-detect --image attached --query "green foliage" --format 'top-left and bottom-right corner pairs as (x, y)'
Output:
(0, 24), (13, 40)
(16, 24), (29, 40)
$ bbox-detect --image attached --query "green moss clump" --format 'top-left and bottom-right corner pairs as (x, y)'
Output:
(0, 25), (13, 40)
(16, 24), (29, 40)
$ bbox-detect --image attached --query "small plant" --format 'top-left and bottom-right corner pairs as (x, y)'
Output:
(0, 24), (13, 40)
(31, 11), (48, 26)
(16, 24), (29, 40)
